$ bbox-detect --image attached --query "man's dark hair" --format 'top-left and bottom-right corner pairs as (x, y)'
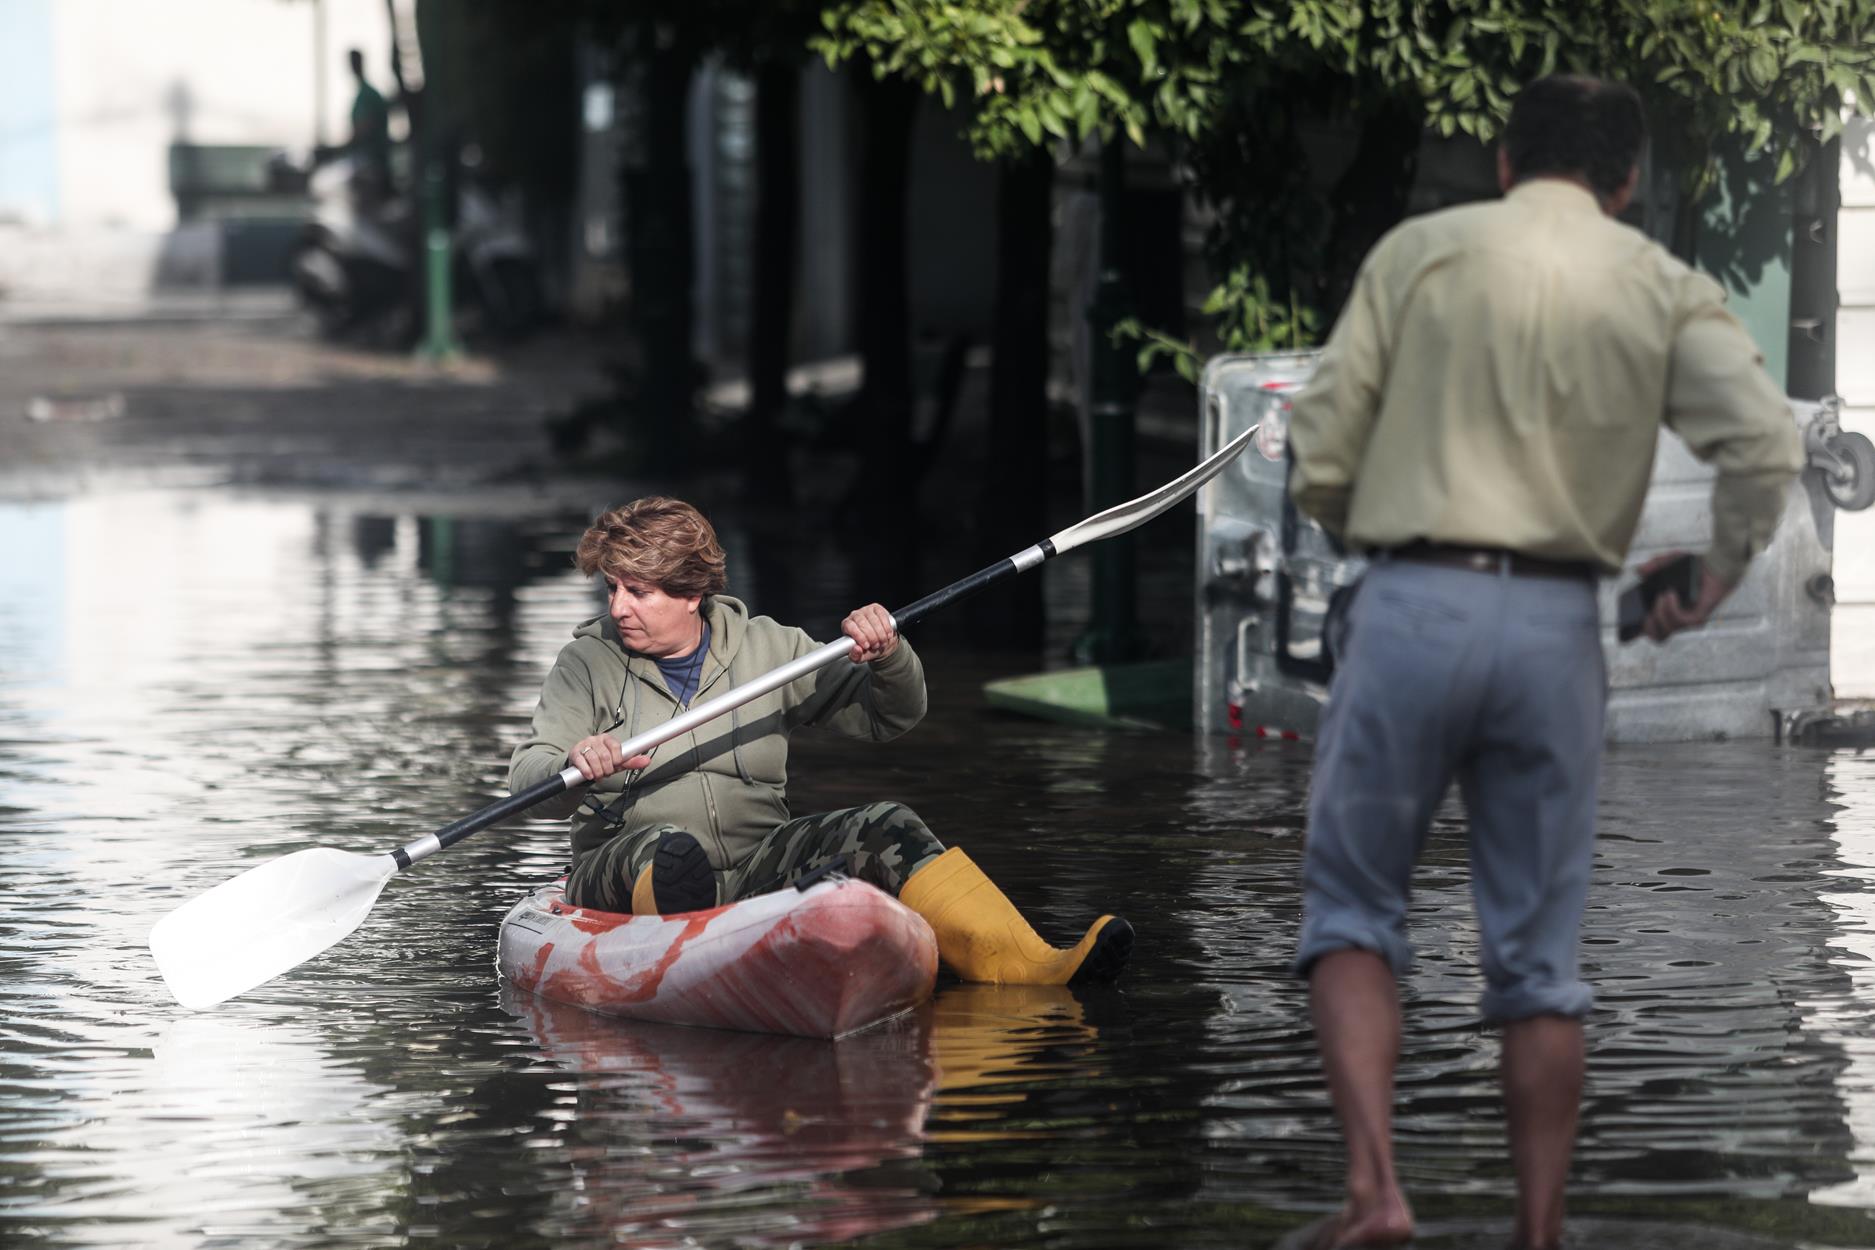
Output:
(1503, 75), (1646, 200)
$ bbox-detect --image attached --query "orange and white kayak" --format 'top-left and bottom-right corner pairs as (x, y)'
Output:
(496, 876), (938, 1039)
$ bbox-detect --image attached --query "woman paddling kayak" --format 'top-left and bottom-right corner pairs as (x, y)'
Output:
(508, 496), (1132, 986)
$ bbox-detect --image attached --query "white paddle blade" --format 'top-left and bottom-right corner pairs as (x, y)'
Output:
(1046, 423), (1258, 555)
(149, 848), (398, 1010)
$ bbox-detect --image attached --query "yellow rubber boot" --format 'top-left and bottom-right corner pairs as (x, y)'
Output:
(629, 831), (717, 916)
(897, 847), (1133, 985)
(630, 865), (658, 916)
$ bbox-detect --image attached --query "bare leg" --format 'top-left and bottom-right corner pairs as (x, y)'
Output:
(1501, 1014), (1582, 1250)
(1308, 949), (1415, 1247)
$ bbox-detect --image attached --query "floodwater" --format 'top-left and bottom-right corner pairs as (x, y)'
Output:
(7, 489), (1875, 1249)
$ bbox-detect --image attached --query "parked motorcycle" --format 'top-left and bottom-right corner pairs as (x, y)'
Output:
(281, 153), (543, 344)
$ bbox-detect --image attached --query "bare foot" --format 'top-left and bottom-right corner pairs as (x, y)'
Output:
(1290, 1199), (1415, 1249)
(1509, 1207), (1565, 1249)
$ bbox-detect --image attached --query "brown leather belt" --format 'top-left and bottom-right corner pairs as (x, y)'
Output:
(1386, 542), (1596, 582)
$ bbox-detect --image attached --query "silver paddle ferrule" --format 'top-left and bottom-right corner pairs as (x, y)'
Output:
(396, 833), (443, 867)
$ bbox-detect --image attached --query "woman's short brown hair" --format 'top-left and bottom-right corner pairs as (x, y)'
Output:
(575, 497), (728, 598)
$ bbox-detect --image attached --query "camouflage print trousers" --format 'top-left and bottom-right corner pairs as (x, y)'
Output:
(563, 801), (946, 913)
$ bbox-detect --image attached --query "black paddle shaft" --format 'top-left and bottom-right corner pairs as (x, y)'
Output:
(890, 540), (1056, 632)
(407, 773), (573, 866)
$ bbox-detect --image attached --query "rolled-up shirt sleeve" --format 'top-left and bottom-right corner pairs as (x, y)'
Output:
(1288, 245), (1393, 537)
(1663, 278), (1804, 585)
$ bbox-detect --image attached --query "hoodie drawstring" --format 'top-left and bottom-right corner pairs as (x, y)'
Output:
(727, 650), (753, 784)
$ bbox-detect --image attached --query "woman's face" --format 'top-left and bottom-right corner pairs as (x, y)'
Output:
(605, 575), (703, 658)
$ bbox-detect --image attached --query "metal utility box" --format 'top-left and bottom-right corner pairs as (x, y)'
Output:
(1196, 350), (1854, 744)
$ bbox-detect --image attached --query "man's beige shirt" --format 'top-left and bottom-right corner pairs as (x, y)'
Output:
(1288, 178), (1802, 583)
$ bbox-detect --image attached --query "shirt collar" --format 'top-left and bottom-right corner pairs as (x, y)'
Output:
(1506, 178), (1604, 215)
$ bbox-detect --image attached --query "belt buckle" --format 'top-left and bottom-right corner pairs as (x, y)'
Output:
(1463, 550), (1498, 573)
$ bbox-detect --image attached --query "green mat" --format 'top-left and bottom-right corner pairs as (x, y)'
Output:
(981, 658), (1191, 731)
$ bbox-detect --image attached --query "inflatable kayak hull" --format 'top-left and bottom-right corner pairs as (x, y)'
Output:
(497, 877), (938, 1039)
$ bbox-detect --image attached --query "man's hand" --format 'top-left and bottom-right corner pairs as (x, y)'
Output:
(1640, 551), (1734, 643)
(842, 603), (900, 663)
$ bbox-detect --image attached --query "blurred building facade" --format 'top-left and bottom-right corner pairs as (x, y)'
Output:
(0, 0), (390, 309)
(0, 0), (391, 231)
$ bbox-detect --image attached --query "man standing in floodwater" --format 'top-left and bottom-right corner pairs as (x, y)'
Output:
(1283, 75), (1804, 1249)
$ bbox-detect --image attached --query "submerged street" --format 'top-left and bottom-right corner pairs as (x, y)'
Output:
(6, 470), (1875, 1248)
(13, 4), (1875, 1244)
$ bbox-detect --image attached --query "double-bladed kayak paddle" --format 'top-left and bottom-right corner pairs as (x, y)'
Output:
(149, 425), (1257, 1008)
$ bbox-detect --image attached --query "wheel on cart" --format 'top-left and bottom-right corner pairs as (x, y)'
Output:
(1822, 430), (1875, 512)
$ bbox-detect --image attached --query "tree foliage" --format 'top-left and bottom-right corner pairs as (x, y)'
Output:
(819, 0), (1875, 184)
(1259, 1), (1875, 194)
(816, 1), (1251, 156)
(819, 0), (1875, 357)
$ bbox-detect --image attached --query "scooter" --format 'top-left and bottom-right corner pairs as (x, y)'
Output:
(452, 166), (543, 338)
(283, 153), (542, 344)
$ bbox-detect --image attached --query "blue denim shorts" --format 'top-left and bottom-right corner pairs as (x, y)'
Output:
(1293, 558), (1606, 1021)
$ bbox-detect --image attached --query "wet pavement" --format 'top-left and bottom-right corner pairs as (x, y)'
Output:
(7, 324), (1875, 1248)
(0, 317), (615, 498)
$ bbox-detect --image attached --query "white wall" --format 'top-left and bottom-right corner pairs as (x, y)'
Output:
(37, 0), (391, 230)
(1834, 114), (1875, 695)
(0, 0), (61, 225)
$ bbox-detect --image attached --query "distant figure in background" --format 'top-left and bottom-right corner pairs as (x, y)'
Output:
(1283, 75), (1802, 1250)
(344, 48), (392, 198)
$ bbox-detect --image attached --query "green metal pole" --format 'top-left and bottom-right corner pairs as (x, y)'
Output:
(418, 159), (459, 362)
(426, 515), (455, 589)
(413, 0), (458, 363)
(1073, 137), (1143, 664)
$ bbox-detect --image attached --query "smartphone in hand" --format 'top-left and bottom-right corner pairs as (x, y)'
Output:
(1617, 554), (1701, 643)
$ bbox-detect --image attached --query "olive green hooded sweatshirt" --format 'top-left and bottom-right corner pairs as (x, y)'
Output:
(508, 595), (926, 871)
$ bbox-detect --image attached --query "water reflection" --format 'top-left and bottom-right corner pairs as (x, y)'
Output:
(496, 981), (1116, 1247)
(1186, 737), (1875, 1240)
(1803, 751), (1875, 1209)
(502, 986), (938, 1247)
(1576, 746), (1859, 1205)
(1, 1012), (398, 1248)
